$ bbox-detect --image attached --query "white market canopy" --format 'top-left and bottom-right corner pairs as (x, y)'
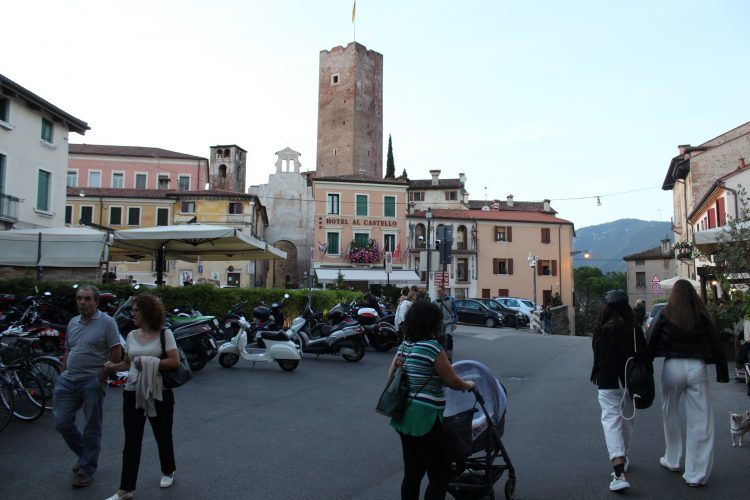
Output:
(315, 267), (421, 285)
(659, 276), (701, 291)
(0, 227), (109, 267)
(693, 221), (750, 254)
(111, 224), (287, 262)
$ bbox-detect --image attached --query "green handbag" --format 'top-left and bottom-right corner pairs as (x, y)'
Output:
(376, 345), (410, 418)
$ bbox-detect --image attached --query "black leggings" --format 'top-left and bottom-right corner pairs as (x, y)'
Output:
(120, 389), (176, 491)
(398, 418), (450, 500)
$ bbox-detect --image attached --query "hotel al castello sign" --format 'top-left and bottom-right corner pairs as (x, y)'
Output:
(322, 217), (398, 227)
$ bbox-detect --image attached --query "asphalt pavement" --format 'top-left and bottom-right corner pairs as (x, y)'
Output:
(1, 324), (748, 499)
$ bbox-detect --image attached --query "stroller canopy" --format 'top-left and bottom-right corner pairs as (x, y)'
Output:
(444, 361), (507, 437)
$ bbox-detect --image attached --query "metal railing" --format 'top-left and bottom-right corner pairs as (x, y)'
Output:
(0, 194), (19, 223)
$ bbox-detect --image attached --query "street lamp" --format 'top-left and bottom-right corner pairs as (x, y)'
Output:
(528, 253), (538, 312)
(571, 249), (591, 259)
(425, 208), (433, 297)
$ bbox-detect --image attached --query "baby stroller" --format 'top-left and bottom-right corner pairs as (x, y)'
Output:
(444, 361), (516, 500)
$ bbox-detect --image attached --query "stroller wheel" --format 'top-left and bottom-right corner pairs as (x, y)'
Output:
(504, 477), (516, 500)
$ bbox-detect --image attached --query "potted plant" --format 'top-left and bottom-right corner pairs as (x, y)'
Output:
(674, 241), (694, 260)
(348, 239), (382, 265)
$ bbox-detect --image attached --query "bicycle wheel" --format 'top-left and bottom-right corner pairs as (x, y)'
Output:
(30, 357), (61, 411)
(0, 375), (14, 432)
(9, 368), (46, 422)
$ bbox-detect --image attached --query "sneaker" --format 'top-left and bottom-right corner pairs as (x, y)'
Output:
(160, 472), (174, 488)
(71, 473), (91, 488)
(659, 457), (680, 472)
(609, 473), (630, 491)
(105, 490), (134, 500)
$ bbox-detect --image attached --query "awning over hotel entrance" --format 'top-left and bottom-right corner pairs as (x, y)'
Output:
(314, 267), (421, 285)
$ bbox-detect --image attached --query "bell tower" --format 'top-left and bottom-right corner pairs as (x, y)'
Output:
(209, 144), (247, 192)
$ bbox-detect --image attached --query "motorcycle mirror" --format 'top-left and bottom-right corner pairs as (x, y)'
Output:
(133, 284), (141, 290)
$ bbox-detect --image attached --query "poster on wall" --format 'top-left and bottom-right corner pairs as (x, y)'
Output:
(211, 271), (220, 281)
(180, 270), (193, 286)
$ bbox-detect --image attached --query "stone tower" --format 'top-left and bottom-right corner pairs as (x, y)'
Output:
(316, 42), (383, 178)
(209, 144), (247, 192)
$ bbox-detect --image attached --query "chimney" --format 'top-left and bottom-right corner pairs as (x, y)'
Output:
(739, 157), (746, 170)
(506, 194), (514, 207)
(678, 144), (691, 155)
(543, 199), (550, 212)
(429, 169), (441, 186)
(661, 236), (672, 255)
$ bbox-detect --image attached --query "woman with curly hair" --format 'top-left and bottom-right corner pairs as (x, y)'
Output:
(388, 301), (475, 500)
(103, 294), (180, 499)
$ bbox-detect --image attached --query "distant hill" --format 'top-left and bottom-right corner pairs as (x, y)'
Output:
(573, 219), (673, 273)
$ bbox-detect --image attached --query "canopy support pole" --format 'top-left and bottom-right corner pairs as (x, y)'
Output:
(156, 245), (165, 286)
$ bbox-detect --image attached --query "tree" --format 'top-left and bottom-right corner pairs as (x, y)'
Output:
(574, 266), (626, 335)
(399, 168), (409, 180)
(385, 134), (395, 178)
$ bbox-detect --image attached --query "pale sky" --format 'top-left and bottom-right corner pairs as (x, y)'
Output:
(4, 0), (749, 229)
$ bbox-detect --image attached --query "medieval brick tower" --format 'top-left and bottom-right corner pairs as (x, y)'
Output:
(316, 42), (383, 178)
(209, 145), (247, 192)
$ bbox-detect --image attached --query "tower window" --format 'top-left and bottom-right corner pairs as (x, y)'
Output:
(331, 74), (339, 84)
(219, 165), (227, 178)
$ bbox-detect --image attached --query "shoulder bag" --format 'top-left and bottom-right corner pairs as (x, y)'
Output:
(623, 326), (654, 416)
(159, 328), (193, 389)
(376, 343), (433, 419)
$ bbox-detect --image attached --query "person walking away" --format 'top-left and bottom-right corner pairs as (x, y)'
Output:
(646, 279), (728, 487)
(590, 289), (647, 492)
(103, 293), (180, 499)
(54, 285), (122, 488)
(388, 301), (475, 500)
(433, 286), (457, 361)
(633, 300), (646, 329)
(395, 291), (417, 335)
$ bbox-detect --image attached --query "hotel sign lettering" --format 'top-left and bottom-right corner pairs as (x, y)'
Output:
(325, 217), (398, 227)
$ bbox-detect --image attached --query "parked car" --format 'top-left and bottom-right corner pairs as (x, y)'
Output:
(494, 297), (537, 322)
(454, 299), (504, 328)
(645, 303), (666, 330)
(471, 298), (528, 327)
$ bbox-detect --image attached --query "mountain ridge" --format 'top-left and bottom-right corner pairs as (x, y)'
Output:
(573, 219), (673, 273)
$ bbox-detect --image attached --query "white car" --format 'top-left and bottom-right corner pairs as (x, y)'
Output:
(494, 297), (537, 322)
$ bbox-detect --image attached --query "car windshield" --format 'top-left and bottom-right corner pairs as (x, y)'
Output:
(649, 304), (665, 317)
(485, 301), (501, 311)
(521, 300), (534, 308)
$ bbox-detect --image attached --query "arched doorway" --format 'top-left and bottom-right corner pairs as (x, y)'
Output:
(272, 240), (298, 289)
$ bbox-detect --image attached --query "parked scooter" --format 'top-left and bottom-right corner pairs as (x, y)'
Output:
(294, 300), (366, 362)
(356, 306), (402, 352)
(217, 294), (302, 371)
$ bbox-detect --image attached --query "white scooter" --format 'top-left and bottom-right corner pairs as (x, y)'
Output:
(217, 311), (302, 372)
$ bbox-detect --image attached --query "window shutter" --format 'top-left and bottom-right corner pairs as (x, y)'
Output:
(493, 258), (499, 274)
(541, 228), (550, 244)
(497, 288), (509, 297)
(537, 261), (542, 276)
(508, 258), (514, 275)
(552, 260), (557, 276)
(717, 197), (726, 226)
(482, 289), (490, 298)
(708, 208), (716, 229)
(507, 227), (512, 242)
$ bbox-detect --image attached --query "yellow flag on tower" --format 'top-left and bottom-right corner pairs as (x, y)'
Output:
(352, 1), (356, 23)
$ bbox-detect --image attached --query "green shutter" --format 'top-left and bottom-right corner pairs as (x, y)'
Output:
(327, 232), (339, 255)
(384, 196), (395, 217)
(356, 195), (368, 216)
(37, 171), (49, 211)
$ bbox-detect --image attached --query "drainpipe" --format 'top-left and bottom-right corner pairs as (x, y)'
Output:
(718, 181), (739, 222)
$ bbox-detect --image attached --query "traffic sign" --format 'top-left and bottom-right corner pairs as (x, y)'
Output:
(651, 275), (661, 284)
(651, 283), (662, 294)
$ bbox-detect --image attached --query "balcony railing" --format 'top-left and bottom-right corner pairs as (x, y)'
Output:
(0, 194), (20, 223)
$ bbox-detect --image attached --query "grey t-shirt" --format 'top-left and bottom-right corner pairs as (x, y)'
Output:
(64, 310), (121, 382)
(124, 329), (177, 391)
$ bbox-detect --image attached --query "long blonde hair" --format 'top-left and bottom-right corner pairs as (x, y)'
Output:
(662, 279), (709, 330)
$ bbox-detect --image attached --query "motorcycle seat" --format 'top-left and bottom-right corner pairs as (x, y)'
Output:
(39, 320), (67, 331)
(260, 330), (289, 342)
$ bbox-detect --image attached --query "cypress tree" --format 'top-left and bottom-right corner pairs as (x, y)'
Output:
(385, 134), (396, 178)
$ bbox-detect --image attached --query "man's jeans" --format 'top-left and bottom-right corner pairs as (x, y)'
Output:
(53, 375), (105, 477)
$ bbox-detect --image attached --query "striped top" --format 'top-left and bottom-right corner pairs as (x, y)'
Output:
(390, 339), (445, 436)
(403, 339), (445, 410)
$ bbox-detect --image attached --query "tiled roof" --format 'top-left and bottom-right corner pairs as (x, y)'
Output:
(312, 174), (408, 185)
(166, 189), (257, 199)
(69, 144), (206, 161)
(0, 74), (89, 134)
(409, 178), (462, 189)
(67, 187), (174, 199)
(407, 209), (572, 225)
(623, 246), (674, 260)
(467, 199), (555, 214)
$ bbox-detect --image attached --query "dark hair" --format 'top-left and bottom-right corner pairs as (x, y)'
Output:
(592, 300), (635, 345)
(76, 285), (100, 302)
(662, 279), (709, 330)
(132, 293), (165, 331)
(402, 301), (441, 341)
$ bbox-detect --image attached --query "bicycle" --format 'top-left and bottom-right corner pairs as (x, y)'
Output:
(0, 331), (61, 412)
(0, 370), (14, 432)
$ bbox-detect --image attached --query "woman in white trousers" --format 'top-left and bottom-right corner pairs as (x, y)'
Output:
(647, 280), (728, 487)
